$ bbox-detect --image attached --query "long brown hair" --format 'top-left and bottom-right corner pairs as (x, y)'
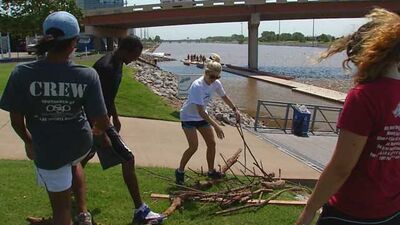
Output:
(319, 8), (400, 84)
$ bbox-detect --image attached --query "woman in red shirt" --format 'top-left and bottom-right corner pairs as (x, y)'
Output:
(296, 8), (400, 225)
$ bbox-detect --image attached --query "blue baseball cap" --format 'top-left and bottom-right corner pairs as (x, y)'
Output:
(43, 11), (80, 40)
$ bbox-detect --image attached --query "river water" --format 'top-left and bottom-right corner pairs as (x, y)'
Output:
(155, 42), (348, 116)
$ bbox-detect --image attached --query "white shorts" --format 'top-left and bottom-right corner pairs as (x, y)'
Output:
(36, 152), (89, 192)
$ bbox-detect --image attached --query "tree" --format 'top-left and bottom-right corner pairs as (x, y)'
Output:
(231, 34), (245, 44)
(279, 33), (292, 41)
(154, 35), (161, 42)
(292, 32), (305, 42)
(260, 31), (276, 42)
(317, 33), (334, 42)
(0, 0), (83, 37)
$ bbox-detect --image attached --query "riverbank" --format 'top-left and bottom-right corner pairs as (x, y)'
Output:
(132, 59), (257, 128)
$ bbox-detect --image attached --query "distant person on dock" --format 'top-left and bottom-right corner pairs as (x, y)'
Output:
(296, 8), (400, 225)
(78, 36), (165, 224)
(175, 53), (241, 185)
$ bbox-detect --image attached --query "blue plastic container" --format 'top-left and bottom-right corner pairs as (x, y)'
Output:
(291, 105), (311, 137)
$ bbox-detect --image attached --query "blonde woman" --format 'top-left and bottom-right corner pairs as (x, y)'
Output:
(175, 54), (240, 185)
(296, 8), (400, 225)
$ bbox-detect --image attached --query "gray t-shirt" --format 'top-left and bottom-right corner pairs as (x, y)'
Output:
(0, 60), (107, 170)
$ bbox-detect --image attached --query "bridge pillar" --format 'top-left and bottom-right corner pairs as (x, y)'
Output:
(248, 13), (260, 70)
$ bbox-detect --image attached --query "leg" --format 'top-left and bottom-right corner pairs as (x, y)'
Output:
(36, 165), (75, 225)
(72, 164), (88, 213)
(178, 128), (199, 171)
(197, 126), (216, 172)
(121, 157), (143, 208)
(47, 189), (73, 225)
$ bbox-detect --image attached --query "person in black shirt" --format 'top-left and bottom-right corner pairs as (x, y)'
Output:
(79, 36), (165, 224)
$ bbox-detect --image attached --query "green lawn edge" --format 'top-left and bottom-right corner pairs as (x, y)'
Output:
(0, 56), (179, 122)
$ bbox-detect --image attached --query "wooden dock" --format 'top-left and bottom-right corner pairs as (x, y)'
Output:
(223, 65), (347, 103)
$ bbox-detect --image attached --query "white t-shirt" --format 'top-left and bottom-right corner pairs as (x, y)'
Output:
(180, 76), (226, 121)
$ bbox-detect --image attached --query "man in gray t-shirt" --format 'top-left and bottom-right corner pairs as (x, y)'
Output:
(0, 60), (107, 169)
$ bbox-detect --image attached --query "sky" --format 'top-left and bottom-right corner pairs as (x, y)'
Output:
(127, 0), (368, 40)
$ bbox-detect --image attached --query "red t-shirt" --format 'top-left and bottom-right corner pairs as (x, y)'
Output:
(328, 77), (400, 219)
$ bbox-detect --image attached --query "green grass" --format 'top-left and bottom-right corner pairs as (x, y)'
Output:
(0, 160), (306, 225)
(0, 62), (16, 92)
(0, 56), (179, 121)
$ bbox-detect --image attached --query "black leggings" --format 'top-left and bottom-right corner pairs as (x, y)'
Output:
(317, 204), (400, 225)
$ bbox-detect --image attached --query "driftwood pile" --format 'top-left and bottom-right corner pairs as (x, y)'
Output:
(149, 150), (311, 218)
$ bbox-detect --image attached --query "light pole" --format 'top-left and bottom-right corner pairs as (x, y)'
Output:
(312, 19), (315, 47)
(278, 20), (281, 41)
(0, 32), (4, 59)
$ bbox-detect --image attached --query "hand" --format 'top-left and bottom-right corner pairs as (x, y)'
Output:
(214, 126), (225, 139)
(92, 125), (103, 136)
(113, 116), (121, 133)
(25, 142), (34, 160)
(295, 208), (316, 225)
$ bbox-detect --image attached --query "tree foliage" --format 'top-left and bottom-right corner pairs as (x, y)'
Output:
(0, 0), (82, 36)
(154, 35), (161, 42)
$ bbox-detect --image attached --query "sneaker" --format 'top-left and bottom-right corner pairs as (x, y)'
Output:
(76, 212), (92, 225)
(133, 203), (165, 224)
(207, 169), (224, 179)
(175, 169), (185, 185)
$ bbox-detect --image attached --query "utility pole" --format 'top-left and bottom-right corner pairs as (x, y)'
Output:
(0, 32), (4, 60)
(6, 2), (11, 58)
(312, 19), (315, 47)
(278, 20), (281, 41)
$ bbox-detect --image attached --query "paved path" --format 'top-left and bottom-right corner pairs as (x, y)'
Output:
(0, 109), (320, 179)
(254, 129), (337, 171)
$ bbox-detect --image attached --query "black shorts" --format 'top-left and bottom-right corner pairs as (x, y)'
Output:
(317, 204), (400, 225)
(181, 120), (211, 129)
(90, 135), (133, 170)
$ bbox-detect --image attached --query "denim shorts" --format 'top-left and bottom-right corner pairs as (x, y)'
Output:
(181, 120), (211, 129)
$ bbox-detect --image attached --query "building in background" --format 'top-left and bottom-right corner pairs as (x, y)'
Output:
(76, 0), (125, 10)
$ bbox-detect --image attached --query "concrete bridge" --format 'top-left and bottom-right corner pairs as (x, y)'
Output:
(82, 0), (400, 69)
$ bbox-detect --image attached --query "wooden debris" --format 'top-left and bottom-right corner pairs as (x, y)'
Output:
(261, 180), (286, 189)
(163, 196), (183, 217)
(151, 193), (307, 206)
(221, 148), (242, 173)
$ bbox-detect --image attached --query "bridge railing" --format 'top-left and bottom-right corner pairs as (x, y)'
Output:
(84, 0), (345, 16)
(254, 100), (343, 134)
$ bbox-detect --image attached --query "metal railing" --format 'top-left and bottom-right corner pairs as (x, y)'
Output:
(254, 100), (343, 134)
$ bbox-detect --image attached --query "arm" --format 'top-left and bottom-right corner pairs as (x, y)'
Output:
(110, 101), (121, 132)
(295, 129), (367, 225)
(221, 95), (240, 123)
(196, 104), (224, 139)
(9, 112), (33, 160)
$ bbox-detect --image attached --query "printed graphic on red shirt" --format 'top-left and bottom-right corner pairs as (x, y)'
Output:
(393, 102), (400, 118)
(374, 124), (400, 160)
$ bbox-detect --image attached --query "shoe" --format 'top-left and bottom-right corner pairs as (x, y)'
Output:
(175, 169), (185, 185)
(76, 212), (92, 225)
(207, 169), (224, 179)
(133, 203), (165, 224)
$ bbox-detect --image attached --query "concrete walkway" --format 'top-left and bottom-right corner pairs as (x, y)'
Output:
(0, 109), (320, 179)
